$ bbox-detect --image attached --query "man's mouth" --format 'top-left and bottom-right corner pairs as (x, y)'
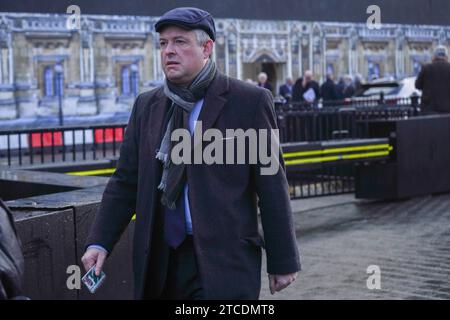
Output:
(166, 61), (180, 66)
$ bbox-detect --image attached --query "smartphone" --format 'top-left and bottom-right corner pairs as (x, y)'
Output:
(82, 265), (106, 293)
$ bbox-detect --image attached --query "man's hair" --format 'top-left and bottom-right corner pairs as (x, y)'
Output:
(194, 29), (211, 46)
(258, 72), (268, 82)
(156, 28), (211, 46)
(433, 45), (448, 62)
(304, 70), (313, 77)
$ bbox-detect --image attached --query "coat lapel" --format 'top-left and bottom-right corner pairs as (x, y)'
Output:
(147, 88), (171, 155)
(144, 88), (170, 211)
(198, 72), (229, 132)
(192, 73), (229, 150)
(146, 73), (230, 155)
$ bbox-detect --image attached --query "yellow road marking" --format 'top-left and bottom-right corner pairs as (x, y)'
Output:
(283, 144), (390, 158)
(285, 150), (390, 166)
(66, 168), (116, 176)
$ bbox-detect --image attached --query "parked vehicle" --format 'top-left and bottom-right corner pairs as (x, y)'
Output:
(350, 77), (421, 105)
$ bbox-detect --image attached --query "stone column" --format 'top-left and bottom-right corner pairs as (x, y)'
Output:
(348, 27), (358, 76)
(227, 30), (238, 79)
(297, 35), (302, 79)
(77, 18), (97, 116)
(224, 34), (230, 76)
(395, 28), (405, 79)
(0, 16), (16, 119)
(236, 28), (242, 80)
(312, 24), (322, 80)
(287, 25), (293, 79)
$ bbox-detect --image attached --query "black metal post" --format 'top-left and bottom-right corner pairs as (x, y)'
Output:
(410, 93), (420, 116)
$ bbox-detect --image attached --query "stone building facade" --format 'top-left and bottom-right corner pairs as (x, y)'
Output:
(0, 12), (448, 120)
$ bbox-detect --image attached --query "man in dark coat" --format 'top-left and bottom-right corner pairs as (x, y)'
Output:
(0, 199), (25, 300)
(335, 77), (345, 100)
(415, 45), (450, 114)
(279, 77), (294, 101)
(292, 70), (320, 105)
(82, 7), (300, 300)
(257, 72), (273, 95)
(342, 75), (355, 98)
(320, 74), (338, 106)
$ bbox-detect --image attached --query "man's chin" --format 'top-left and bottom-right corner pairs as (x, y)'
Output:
(166, 74), (188, 85)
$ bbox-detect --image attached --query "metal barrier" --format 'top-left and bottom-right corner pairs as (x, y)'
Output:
(288, 164), (356, 198)
(277, 94), (421, 110)
(277, 105), (416, 143)
(0, 101), (412, 200)
(283, 138), (392, 199)
(0, 124), (126, 166)
(1, 104), (415, 166)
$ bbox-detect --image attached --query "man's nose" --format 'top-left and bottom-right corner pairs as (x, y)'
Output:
(163, 42), (176, 56)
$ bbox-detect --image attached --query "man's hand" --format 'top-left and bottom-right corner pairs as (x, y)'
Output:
(81, 248), (107, 276)
(268, 272), (298, 294)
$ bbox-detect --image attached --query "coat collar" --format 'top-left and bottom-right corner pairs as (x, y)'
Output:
(147, 87), (170, 154)
(148, 72), (229, 151)
(197, 71), (229, 134)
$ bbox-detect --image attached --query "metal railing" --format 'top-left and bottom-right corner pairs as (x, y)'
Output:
(288, 164), (356, 199)
(276, 94), (421, 110)
(0, 124), (126, 167)
(0, 99), (419, 199)
(275, 96), (419, 198)
(277, 105), (415, 143)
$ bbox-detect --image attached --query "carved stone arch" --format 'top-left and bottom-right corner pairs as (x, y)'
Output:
(226, 20), (238, 35)
(248, 49), (279, 63)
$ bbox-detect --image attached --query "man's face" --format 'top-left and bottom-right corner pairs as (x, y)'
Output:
(159, 26), (213, 86)
(258, 74), (267, 83)
(304, 72), (313, 83)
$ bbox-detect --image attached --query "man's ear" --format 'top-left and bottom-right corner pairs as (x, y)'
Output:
(203, 39), (214, 58)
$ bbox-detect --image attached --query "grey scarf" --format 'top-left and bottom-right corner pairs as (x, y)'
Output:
(157, 59), (217, 209)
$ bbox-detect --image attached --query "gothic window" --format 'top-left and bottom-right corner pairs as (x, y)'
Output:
(44, 66), (54, 97)
(326, 63), (334, 76)
(120, 63), (139, 97)
(42, 64), (63, 97)
(413, 60), (422, 76)
(121, 65), (131, 95)
(368, 61), (381, 80)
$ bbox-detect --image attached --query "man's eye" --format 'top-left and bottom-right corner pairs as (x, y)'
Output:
(175, 40), (185, 44)
(159, 42), (167, 47)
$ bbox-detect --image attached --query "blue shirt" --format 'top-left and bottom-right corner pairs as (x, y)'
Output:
(184, 98), (204, 234)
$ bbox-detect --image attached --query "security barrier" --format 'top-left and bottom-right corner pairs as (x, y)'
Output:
(1, 169), (133, 299)
(356, 114), (450, 199)
(0, 125), (125, 166)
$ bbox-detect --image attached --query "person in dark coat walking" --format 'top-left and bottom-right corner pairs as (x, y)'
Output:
(320, 74), (338, 106)
(292, 70), (320, 105)
(82, 7), (300, 300)
(342, 75), (356, 98)
(0, 199), (26, 300)
(415, 45), (450, 114)
(257, 72), (273, 94)
(335, 76), (345, 100)
(279, 77), (294, 101)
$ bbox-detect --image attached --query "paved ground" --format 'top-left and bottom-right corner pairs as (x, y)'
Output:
(259, 193), (450, 300)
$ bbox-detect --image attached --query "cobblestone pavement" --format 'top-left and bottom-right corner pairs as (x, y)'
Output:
(260, 193), (450, 300)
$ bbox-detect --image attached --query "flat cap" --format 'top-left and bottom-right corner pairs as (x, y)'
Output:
(155, 7), (216, 41)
